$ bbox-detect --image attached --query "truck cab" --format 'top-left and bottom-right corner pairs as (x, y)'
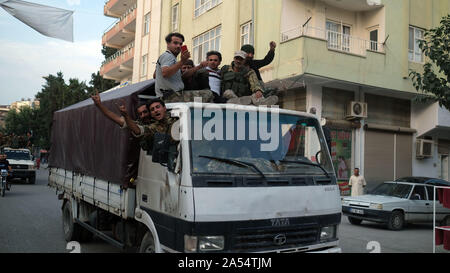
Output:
(135, 102), (342, 253)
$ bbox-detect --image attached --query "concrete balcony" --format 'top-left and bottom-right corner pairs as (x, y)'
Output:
(413, 102), (450, 140)
(102, 4), (136, 48)
(100, 42), (134, 82)
(320, 0), (383, 12)
(104, 0), (136, 18)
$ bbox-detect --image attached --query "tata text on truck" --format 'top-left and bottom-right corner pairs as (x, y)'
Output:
(48, 81), (342, 253)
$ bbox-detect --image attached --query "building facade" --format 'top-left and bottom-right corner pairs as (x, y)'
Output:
(106, 0), (450, 192)
(101, 0), (138, 84)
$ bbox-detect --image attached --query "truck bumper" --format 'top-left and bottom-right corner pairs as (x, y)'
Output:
(11, 170), (35, 179)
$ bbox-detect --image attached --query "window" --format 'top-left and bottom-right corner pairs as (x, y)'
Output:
(409, 26), (424, 63)
(241, 21), (253, 47)
(172, 4), (179, 31)
(370, 29), (378, 51)
(411, 185), (426, 200)
(326, 21), (351, 52)
(426, 186), (435, 201)
(143, 12), (151, 35)
(141, 54), (148, 77)
(194, 0), (222, 18)
(193, 25), (221, 65)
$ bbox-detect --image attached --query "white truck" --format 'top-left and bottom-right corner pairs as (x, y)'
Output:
(4, 148), (36, 184)
(48, 83), (342, 253)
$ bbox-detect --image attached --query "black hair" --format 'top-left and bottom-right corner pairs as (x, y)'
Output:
(206, 51), (222, 62)
(165, 32), (185, 43)
(137, 101), (149, 111)
(148, 98), (166, 108)
(184, 60), (194, 66)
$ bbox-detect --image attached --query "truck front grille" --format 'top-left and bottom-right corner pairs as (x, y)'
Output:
(232, 225), (319, 252)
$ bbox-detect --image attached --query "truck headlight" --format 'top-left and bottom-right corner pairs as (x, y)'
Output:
(370, 203), (383, 210)
(184, 235), (225, 252)
(320, 226), (337, 242)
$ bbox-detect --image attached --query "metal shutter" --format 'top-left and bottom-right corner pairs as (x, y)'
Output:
(395, 134), (413, 179)
(365, 130), (395, 184)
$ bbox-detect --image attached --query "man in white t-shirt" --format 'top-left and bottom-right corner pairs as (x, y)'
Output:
(349, 168), (367, 196)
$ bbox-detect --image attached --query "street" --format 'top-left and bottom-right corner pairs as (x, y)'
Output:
(0, 168), (446, 253)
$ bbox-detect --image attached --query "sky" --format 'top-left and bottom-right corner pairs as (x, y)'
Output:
(0, 0), (116, 105)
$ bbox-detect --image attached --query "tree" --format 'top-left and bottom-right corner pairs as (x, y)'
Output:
(410, 15), (450, 111)
(102, 45), (118, 60)
(89, 71), (117, 93)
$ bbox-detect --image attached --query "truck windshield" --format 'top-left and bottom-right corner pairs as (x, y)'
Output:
(5, 150), (31, 161)
(190, 108), (333, 176)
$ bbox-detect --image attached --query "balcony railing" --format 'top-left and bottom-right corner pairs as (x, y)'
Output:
(281, 25), (384, 56)
(103, 3), (137, 35)
(102, 41), (135, 67)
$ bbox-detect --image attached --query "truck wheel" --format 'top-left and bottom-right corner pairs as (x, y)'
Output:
(28, 176), (36, 185)
(62, 202), (82, 242)
(387, 211), (405, 231)
(139, 232), (156, 253)
(348, 216), (363, 225)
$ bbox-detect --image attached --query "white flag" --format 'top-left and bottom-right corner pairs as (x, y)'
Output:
(0, 0), (74, 42)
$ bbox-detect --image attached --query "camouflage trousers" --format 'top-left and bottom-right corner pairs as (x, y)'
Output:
(164, 89), (215, 103)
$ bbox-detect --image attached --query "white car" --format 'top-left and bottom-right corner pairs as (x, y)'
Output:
(342, 177), (450, 230)
(3, 148), (36, 184)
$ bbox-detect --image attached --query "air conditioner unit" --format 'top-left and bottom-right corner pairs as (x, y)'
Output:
(346, 101), (368, 120)
(416, 139), (434, 159)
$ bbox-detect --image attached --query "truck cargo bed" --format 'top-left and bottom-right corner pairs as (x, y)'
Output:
(49, 168), (135, 219)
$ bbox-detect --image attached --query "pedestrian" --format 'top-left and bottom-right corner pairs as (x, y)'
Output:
(349, 168), (367, 196)
(241, 41), (276, 82)
(0, 153), (12, 191)
(181, 59), (206, 91)
(156, 32), (213, 103)
(220, 51), (278, 106)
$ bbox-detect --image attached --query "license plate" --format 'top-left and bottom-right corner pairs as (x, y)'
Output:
(350, 208), (364, 215)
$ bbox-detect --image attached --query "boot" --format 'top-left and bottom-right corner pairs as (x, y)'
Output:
(227, 96), (252, 105)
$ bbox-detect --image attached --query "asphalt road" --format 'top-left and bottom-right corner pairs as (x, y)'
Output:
(0, 168), (447, 253)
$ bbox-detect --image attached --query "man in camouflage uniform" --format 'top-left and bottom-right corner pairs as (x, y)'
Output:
(91, 91), (152, 132)
(220, 51), (278, 106)
(119, 98), (178, 151)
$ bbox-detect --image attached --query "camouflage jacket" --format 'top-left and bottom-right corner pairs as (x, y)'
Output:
(139, 115), (178, 151)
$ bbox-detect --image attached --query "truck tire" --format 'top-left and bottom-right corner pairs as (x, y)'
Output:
(139, 231), (156, 253)
(28, 176), (36, 185)
(62, 202), (82, 242)
(387, 211), (405, 231)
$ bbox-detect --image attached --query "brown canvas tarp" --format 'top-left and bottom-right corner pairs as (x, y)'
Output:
(49, 80), (155, 188)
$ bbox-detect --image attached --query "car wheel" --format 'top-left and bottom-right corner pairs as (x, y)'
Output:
(348, 216), (363, 225)
(387, 211), (405, 231)
(441, 216), (450, 227)
(139, 231), (156, 253)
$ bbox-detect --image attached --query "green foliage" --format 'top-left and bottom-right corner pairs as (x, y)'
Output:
(5, 70), (118, 149)
(410, 15), (450, 110)
(102, 45), (118, 60)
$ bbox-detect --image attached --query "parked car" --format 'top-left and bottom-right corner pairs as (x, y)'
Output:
(342, 177), (450, 230)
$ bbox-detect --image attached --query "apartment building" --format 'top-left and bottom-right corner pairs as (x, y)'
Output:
(101, 0), (138, 84)
(118, 0), (450, 192)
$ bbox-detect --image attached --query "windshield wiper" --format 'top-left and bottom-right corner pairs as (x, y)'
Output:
(279, 160), (330, 178)
(198, 155), (267, 180)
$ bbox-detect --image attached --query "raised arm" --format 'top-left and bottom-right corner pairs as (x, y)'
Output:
(252, 41), (276, 69)
(91, 92), (125, 127)
(182, 60), (208, 80)
(116, 100), (142, 136)
(162, 50), (191, 78)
